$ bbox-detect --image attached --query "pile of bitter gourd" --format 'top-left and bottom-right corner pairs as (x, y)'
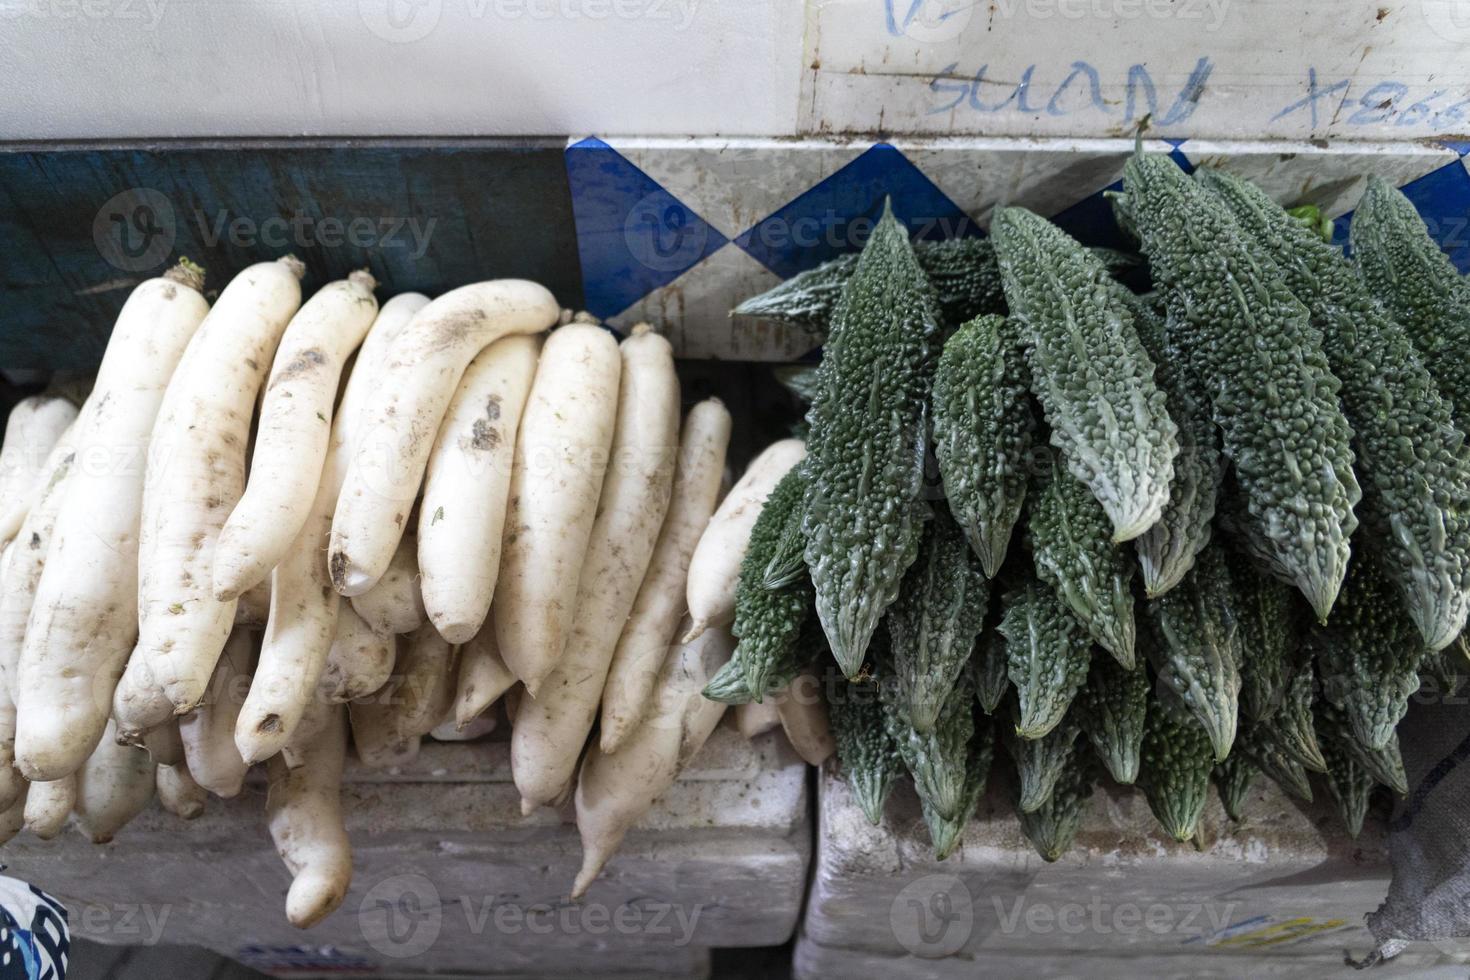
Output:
(718, 149), (1470, 862)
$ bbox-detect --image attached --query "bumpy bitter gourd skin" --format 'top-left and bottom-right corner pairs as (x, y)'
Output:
(1201, 167), (1470, 651)
(887, 507), (990, 733)
(1016, 751), (1096, 861)
(1262, 663), (1327, 772)
(1229, 549), (1296, 724)
(973, 628), (1010, 715)
(828, 675), (903, 825)
(992, 206), (1178, 542)
(999, 578), (1094, 739)
(1138, 702), (1215, 841)
(732, 469), (813, 699)
(1315, 696), (1408, 796)
(1124, 152), (1361, 621)
(932, 314), (1037, 577)
(1238, 721), (1314, 801)
(802, 201), (938, 678)
(1312, 553), (1426, 752)
(1127, 294), (1223, 598)
(1029, 459), (1137, 665)
(733, 238), (1006, 333)
(1352, 175), (1470, 429)
(1145, 546), (1242, 762)
(883, 669), (976, 824)
(923, 726), (993, 860)
(703, 614), (819, 705)
(1213, 753), (1257, 822)
(1074, 653), (1149, 784)
(1002, 703), (1080, 813)
(1316, 711), (1377, 838)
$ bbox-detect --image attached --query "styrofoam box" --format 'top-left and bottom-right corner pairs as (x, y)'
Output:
(792, 760), (1455, 979)
(0, 725), (809, 978)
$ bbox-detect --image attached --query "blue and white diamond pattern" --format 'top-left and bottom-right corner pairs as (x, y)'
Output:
(566, 136), (1470, 361)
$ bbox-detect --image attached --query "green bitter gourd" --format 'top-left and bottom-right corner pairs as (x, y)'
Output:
(1127, 294), (1223, 598)
(1200, 167), (1470, 652)
(884, 669), (977, 824)
(1073, 653), (1149, 784)
(999, 578), (1093, 739)
(887, 507), (990, 733)
(1138, 701), (1215, 842)
(1029, 458), (1137, 665)
(992, 206), (1178, 542)
(1351, 174), (1470, 429)
(1123, 151), (1360, 621)
(973, 627), (1011, 715)
(932, 313), (1037, 577)
(1313, 554), (1426, 752)
(1317, 716), (1377, 838)
(733, 237), (1005, 334)
(828, 675), (903, 825)
(1144, 546), (1242, 762)
(1315, 697), (1408, 797)
(1016, 752), (1096, 861)
(924, 725), (994, 861)
(1213, 753), (1257, 823)
(1002, 703), (1081, 813)
(802, 200), (937, 678)
(732, 469), (813, 699)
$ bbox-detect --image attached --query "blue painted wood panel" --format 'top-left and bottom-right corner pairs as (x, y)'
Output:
(0, 142), (585, 371)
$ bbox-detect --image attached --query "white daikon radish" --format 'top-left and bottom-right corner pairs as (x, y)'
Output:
(156, 762), (206, 820)
(128, 257), (303, 729)
(74, 718), (155, 844)
(0, 786), (26, 846)
(234, 470), (340, 765)
(493, 320), (622, 695)
(320, 603), (394, 704)
(513, 325), (679, 808)
(0, 541), (17, 812)
(393, 625), (457, 741)
(178, 628), (255, 798)
(141, 718), (185, 767)
(349, 532), (426, 635)
(279, 687), (338, 770)
(600, 397), (731, 752)
(452, 618), (515, 730)
(16, 265), (212, 779)
(213, 271), (380, 599)
(23, 774), (73, 839)
(0, 394), (79, 541)
(332, 292), (431, 452)
(234, 579), (271, 628)
(0, 416), (80, 699)
(736, 700), (781, 740)
(232, 292), (429, 752)
(0, 685), (21, 814)
(683, 438), (806, 643)
(347, 626), (454, 767)
(329, 281), (560, 596)
(430, 712), (496, 742)
(267, 702), (351, 929)
(572, 621), (732, 898)
(348, 690), (420, 770)
(503, 683), (522, 726)
(111, 653), (174, 745)
(419, 334), (540, 643)
(773, 670), (835, 766)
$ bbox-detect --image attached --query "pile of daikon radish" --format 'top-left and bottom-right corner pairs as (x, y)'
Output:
(0, 255), (829, 928)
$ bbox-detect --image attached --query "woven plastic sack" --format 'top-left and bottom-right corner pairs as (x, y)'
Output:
(1366, 681), (1470, 963)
